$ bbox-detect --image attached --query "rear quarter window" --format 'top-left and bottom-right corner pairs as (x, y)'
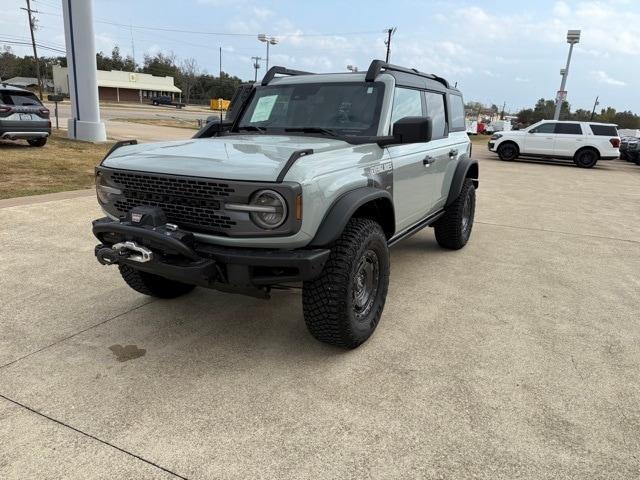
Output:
(590, 124), (618, 136)
(449, 94), (465, 131)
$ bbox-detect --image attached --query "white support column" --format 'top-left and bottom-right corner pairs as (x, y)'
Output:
(61, 0), (106, 141)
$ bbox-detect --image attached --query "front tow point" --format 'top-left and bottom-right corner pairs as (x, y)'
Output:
(95, 241), (154, 265)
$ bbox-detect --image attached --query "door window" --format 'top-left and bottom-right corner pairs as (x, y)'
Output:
(555, 123), (582, 134)
(390, 87), (423, 126)
(425, 91), (447, 139)
(530, 122), (556, 134)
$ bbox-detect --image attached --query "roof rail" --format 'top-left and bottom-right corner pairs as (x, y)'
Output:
(365, 59), (450, 89)
(261, 66), (314, 86)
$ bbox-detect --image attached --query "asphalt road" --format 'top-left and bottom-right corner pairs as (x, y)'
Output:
(1, 149), (639, 479)
(46, 101), (213, 121)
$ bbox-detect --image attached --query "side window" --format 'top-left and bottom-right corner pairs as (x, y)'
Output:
(424, 91), (447, 139)
(390, 87), (423, 126)
(555, 123), (582, 135)
(530, 123), (556, 134)
(449, 94), (465, 131)
(590, 124), (618, 136)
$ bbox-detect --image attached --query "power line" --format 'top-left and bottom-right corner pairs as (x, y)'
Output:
(0, 39), (66, 54)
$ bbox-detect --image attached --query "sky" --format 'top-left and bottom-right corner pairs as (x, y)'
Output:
(1, 0), (638, 113)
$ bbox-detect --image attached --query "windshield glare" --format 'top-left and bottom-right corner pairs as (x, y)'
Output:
(237, 82), (384, 136)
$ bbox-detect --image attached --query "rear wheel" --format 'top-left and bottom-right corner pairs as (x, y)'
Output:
(27, 137), (47, 147)
(118, 264), (196, 298)
(302, 218), (390, 349)
(574, 149), (599, 168)
(497, 142), (518, 161)
(434, 178), (476, 250)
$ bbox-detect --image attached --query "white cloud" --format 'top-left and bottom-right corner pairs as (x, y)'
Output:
(552, 1), (571, 17)
(591, 70), (627, 86)
(515, 77), (531, 83)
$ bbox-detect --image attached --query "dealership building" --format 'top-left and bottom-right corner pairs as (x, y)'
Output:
(52, 65), (181, 103)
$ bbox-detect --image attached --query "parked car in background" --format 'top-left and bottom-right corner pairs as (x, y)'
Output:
(0, 83), (51, 147)
(488, 120), (620, 168)
(620, 136), (639, 164)
(150, 95), (185, 109)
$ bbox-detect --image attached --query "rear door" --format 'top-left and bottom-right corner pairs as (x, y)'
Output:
(553, 122), (583, 157)
(386, 87), (438, 230)
(523, 122), (556, 155)
(422, 90), (457, 208)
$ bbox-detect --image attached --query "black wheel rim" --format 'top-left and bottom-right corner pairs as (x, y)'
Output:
(461, 192), (472, 233)
(581, 152), (595, 165)
(502, 146), (515, 159)
(352, 250), (380, 319)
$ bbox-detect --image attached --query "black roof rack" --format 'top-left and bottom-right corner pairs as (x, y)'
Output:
(365, 59), (451, 89)
(261, 66), (314, 86)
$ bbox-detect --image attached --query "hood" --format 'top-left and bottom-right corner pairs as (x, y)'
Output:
(497, 130), (526, 137)
(102, 135), (352, 182)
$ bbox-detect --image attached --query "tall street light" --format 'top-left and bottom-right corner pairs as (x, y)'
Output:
(258, 34), (278, 72)
(553, 29), (580, 120)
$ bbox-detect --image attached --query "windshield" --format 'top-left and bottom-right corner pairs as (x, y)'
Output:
(236, 82), (385, 137)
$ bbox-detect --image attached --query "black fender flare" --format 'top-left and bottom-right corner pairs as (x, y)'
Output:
(309, 187), (394, 247)
(446, 157), (479, 207)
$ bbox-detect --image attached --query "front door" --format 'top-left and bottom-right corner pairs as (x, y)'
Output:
(385, 87), (439, 231)
(524, 122), (556, 155)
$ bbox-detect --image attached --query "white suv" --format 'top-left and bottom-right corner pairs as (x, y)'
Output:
(488, 120), (620, 168)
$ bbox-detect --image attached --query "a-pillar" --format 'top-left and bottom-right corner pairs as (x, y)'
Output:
(61, 0), (106, 141)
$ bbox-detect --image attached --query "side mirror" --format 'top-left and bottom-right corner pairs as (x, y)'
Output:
(394, 116), (433, 143)
(193, 117), (233, 138)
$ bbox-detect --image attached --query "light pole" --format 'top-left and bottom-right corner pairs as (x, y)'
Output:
(346, 65), (358, 72)
(251, 56), (262, 82)
(258, 34), (278, 71)
(553, 29), (580, 120)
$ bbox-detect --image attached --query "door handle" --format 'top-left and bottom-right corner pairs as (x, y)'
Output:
(423, 156), (435, 166)
(449, 149), (458, 158)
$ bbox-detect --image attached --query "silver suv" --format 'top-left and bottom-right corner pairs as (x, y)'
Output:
(0, 84), (51, 147)
(93, 60), (478, 348)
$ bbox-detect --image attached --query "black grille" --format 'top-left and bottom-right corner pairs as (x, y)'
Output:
(110, 171), (237, 233)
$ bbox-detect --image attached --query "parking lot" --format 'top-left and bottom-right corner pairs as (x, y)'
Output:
(1, 148), (639, 479)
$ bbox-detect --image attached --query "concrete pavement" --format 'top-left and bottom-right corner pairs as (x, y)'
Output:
(1, 151), (639, 479)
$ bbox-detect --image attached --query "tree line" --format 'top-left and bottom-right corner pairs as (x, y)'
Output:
(0, 45), (243, 103)
(516, 98), (640, 129)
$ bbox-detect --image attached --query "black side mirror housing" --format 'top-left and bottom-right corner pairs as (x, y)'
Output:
(192, 117), (233, 138)
(378, 116), (433, 146)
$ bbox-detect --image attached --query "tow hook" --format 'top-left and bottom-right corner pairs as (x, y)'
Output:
(96, 241), (154, 265)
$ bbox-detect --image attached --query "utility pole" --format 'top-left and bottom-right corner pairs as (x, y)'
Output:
(501, 101), (506, 120)
(219, 46), (222, 78)
(251, 56), (262, 82)
(590, 95), (599, 121)
(384, 27), (396, 63)
(22, 0), (43, 100)
(130, 25), (136, 67)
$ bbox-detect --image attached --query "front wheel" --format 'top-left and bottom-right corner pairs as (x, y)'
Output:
(118, 264), (196, 298)
(302, 218), (390, 349)
(497, 142), (518, 161)
(27, 137), (47, 147)
(434, 178), (476, 250)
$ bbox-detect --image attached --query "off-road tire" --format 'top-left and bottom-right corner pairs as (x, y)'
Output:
(434, 178), (476, 250)
(573, 149), (599, 168)
(302, 218), (390, 349)
(497, 142), (518, 161)
(27, 137), (47, 147)
(118, 264), (196, 298)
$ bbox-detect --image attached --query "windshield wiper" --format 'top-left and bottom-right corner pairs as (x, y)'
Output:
(236, 125), (266, 133)
(285, 127), (339, 137)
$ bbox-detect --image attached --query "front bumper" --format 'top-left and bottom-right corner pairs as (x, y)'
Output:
(92, 216), (329, 297)
(0, 120), (51, 139)
(487, 141), (496, 151)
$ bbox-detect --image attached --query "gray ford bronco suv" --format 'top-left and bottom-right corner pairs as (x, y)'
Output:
(93, 60), (478, 348)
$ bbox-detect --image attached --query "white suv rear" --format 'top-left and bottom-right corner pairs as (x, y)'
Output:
(488, 120), (620, 168)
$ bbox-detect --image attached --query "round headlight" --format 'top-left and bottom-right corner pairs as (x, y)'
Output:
(249, 189), (287, 229)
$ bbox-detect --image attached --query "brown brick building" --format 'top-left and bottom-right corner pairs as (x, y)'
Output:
(52, 65), (181, 103)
